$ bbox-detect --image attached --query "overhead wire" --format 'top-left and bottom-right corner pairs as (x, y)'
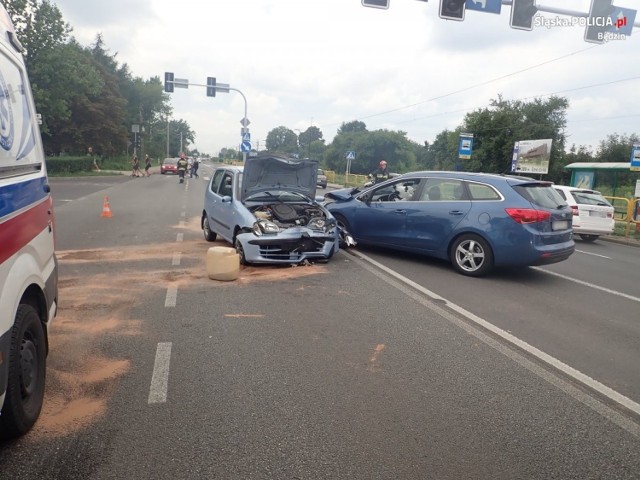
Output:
(320, 42), (640, 138)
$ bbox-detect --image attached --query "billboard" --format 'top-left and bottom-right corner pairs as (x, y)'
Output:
(512, 139), (553, 174)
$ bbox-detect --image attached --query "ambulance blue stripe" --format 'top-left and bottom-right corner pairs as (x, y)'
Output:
(0, 176), (48, 219)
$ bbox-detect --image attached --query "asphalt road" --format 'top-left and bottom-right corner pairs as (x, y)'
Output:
(1, 164), (639, 479)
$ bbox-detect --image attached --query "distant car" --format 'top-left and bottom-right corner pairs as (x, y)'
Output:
(317, 169), (328, 189)
(553, 185), (615, 242)
(324, 171), (575, 277)
(161, 158), (178, 174)
(202, 155), (340, 265)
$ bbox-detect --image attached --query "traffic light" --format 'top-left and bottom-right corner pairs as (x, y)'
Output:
(510, 0), (538, 31)
(206, 77), (216, 97)
(164, 72), (174, 93)
(439, 0), (465, 21)
(584, 0), (615, 44)
(361, 0), (389, 8)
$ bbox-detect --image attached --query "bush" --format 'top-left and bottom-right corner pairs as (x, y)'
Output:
(46, 155), (132, 175)
(46, 156), (95, 174)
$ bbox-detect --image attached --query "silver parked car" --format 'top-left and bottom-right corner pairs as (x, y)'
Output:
(202, 155), (340, 265)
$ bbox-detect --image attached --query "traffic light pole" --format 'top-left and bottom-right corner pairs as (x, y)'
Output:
(163, 74), (251, 162)
(228, 87), (249, 164)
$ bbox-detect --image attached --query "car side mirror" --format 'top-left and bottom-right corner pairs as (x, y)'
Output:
(221, 196), (232, 203)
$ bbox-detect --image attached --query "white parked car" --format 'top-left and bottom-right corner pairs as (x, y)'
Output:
(553, 185), (615, 242)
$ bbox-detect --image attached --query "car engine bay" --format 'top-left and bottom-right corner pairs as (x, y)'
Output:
(250, 203), (328, 228)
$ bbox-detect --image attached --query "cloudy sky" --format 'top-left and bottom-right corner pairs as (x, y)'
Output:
(50, 0), (639, 156)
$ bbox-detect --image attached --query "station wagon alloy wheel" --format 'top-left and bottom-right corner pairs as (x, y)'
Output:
(451, 234), (494, 277)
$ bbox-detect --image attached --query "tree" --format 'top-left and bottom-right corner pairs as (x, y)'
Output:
(460, 95), (569, 179)
(337, 120), (367, 135)
(266, 126), (298, 154)
(5, 0), (71, 65)
(298, 126), (324, 159)
(324, 128), (418, 175)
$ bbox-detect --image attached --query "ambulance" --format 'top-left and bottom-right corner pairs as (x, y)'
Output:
(0, 4), (57, 439)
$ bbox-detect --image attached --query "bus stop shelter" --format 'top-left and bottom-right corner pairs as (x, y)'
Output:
(564, 162), (638, 196)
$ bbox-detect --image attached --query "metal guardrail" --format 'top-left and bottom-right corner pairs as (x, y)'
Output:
(324, 170), (368, 188)
(605, 196), (640, 238)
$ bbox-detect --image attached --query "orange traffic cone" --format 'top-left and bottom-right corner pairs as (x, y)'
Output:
(101, 196), (113, 218)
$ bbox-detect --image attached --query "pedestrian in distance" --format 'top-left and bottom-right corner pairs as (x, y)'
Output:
(144, 154), (152, 177)
(191, 157), (199, 178)
(131, 155), (142, 177)
(369, 159), (389, 184)
(177, 153), (188, 184)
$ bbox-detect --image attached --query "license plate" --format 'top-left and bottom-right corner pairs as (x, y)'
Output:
(552, 220), (569, 231)
(590, 211), (607, 218)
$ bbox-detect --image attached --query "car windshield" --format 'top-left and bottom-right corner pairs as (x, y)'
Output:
(513, 184), (567, 209)
(318, 169), (325, 175)
(572, 191), (612, 207)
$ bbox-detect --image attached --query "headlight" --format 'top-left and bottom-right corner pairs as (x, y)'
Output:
(307, 217), (326, 230)
(252, 219), (280, 236)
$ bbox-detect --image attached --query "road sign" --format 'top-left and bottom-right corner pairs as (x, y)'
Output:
(458, 133), (474, 159)
(630, 142), (640, 172)
(241, 140), (252, 152)
(466, 0), (501, 14)
(242, 132), (251, 142)
(240, 117), (250, 127)
(346, 151), (356, 160)
(174, 78), (189, 88)
(215, 83), (230, 93)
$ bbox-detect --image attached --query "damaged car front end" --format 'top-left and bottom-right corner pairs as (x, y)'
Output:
(202, 155), (340, 265)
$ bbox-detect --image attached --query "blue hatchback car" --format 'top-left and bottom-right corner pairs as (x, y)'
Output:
(324, 171), (575, 276)
(202, 155), (340, 265)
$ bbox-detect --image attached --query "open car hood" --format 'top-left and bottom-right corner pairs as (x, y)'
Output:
(242, 155), (318, 200)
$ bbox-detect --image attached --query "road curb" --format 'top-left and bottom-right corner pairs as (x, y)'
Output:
(600, 235), (640, 248)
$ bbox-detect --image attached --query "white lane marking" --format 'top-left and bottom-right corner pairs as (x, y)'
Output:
(178, 220), (185, 228)
(349, 250), (640, 431)
(180, 211), (186, 218)
(576, 249), (611, 259)
(176, 233), (184, 242)
(148, 342), (172, 404)
(164, 285), (177, 307)
(533, 267), (640, 303)
(172, 252), (181, 266)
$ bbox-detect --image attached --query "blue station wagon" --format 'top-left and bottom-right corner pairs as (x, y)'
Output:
(324, 171), (575, 276)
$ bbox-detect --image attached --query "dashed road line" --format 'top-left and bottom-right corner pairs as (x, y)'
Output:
(148, 342), (172, 404)
(533, 267), (640, 303)
(164, 285), (177, 307)
(576, 249), (611, 259)
(172, 252), (181, 266)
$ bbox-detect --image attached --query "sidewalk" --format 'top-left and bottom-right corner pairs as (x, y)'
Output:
(600, 234), (640, 248)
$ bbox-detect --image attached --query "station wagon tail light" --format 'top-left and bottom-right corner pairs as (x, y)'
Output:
(571, 205), (579, 216)
(505, 208), (551, 224)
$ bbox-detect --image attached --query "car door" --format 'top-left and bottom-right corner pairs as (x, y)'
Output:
(204, 169), (236, 242)
(404, 178), (472, 253)
(353, 178), (421, 247)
